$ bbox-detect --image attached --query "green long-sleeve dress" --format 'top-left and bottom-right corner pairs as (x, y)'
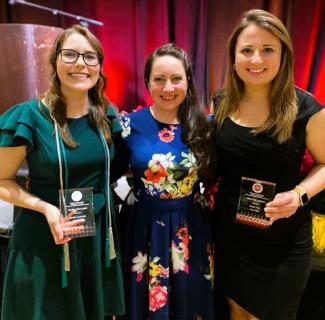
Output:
(0, 99), (124, 319)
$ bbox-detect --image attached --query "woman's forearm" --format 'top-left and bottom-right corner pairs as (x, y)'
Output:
(0, 179), (53, 216)
(299, 164), (325, 198)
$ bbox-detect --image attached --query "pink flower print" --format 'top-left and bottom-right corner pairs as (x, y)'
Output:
(158, 128), (175, 143)
(149, 284), (168, 311)
(158, 124), (177, 143)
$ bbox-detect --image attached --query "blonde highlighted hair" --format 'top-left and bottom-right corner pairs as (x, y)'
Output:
(215, 9), (297, 144)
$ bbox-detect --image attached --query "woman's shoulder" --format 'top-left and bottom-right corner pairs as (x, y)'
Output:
(120, 106), (150, 123)
(0, 98), (45, 126)
(125, 106), (149, 118)
(106, 104), (119, 119)
(1, 98), (39, 113)
(119, 107), (150, 138)
(0, 99), (44, 149)
(295, 86), (323, 117)
(210, 90), (225, 113)
(105, 104), (123, 134)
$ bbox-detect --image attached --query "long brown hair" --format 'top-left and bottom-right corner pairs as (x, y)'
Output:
(41, 25), (111, 148)
(215, 9), (297, 144)
(144, 43), (216, 180)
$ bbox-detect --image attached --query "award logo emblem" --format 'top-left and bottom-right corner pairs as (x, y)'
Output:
(71, 190), (82, 202)
(252, 183), (263, 193)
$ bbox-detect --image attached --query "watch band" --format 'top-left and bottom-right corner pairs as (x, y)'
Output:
(292, 185), (309, 206)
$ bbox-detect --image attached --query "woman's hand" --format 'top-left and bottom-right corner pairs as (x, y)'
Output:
(43, 203), (70, 244)
(264, 191), (300, 223)
(43, 203), (72, 245)
(43, 204), (85, 244)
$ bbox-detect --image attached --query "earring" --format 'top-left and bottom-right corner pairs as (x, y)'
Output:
(233, 64), (236, 70)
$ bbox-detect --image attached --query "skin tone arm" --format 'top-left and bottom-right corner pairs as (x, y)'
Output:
(265, 108), (325, 222)
(0, 146), (72, 244)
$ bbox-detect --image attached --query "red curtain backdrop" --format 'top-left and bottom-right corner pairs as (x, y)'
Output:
(92, 0), (169, 109)
(291, 0), (325, 98)
(1, 0), (324, 110)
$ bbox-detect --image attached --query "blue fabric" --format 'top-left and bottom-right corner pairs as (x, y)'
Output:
(118, 107), (214, 319)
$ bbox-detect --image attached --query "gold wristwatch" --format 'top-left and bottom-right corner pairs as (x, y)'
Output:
(292, 185), (309, 206)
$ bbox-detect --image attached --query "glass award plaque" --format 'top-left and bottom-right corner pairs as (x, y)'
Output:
(236, 177), (276, 229)
(59, 187), (96, 238)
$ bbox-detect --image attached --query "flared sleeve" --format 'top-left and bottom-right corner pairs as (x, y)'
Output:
(110, 111), (131, 183)
(107, 104), (122, 135)
(0, 101), (36, 151)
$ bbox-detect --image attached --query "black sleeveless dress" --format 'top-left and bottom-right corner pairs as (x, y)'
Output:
(213, 87), (323, 320)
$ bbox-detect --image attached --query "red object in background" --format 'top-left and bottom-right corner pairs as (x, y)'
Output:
(292, 0), (325, 105)
(2, 1), (323, 110)
(301, 150), (315, 176)
(94, 0), (169, 111)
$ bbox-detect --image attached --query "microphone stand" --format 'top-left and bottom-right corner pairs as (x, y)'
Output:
(8, 0), (104, 27)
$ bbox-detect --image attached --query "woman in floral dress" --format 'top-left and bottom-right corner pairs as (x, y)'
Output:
(116, 44), (216, 319)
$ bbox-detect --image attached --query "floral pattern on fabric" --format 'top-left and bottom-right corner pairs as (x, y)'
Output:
(149, 284), (168, 312)
(119, 107), (215, 319)
(148, 257), (169, 311)
(131, 224), (195, 314)
(203, 242), (215, 289)
(120, 114), (131, 138)
(171, 224), (191, 274)
(194, 183), (219, 210)
(142, 151), (198, 198)
(131, 251), (148, 282)
(158, 124), (178, 143)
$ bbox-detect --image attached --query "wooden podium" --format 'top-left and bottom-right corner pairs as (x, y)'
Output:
(0, 24), (63, 114)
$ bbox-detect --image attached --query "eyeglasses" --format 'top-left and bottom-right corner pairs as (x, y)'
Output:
(58, 49), (100, 66)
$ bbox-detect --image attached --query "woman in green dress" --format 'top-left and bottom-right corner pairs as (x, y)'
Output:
(0, 25), (124, 319)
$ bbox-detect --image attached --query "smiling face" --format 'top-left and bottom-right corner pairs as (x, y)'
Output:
(148, 55), (188, 113)
(56, 32), (100, 96)
(234, 23), (282, 91)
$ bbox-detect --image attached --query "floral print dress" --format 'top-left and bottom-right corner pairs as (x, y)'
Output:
(118, 107), (214, 320)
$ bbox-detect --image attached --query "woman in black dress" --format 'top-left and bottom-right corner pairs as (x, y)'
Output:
(212, 9), (325, 320)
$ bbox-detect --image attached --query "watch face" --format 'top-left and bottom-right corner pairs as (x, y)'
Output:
(301, 192), (309, 205)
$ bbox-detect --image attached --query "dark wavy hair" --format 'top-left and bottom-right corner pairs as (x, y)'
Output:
(41, 25), (112, 147)
(144, 43), (216, 180)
